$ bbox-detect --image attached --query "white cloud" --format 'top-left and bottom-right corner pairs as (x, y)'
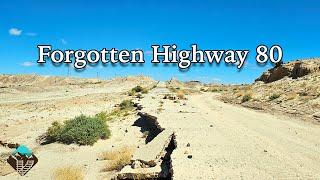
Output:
(9, 28), (22, 36)
(25, 32), (37, 36)
(20, 61), (34, 67)
(61, 38), (67, 45)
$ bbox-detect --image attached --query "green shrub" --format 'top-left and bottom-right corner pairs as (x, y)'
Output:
(46, 121), (63, 143)
(45, 115), (110, 145)
(119, 100), (134, 110)
(95, 112), (108, 121)
(128, 90), (136, 96)
(200, 88), (207, 92)
(141, 88), (148, 94)
(129, 86), (149, 95)
(132, 86), (143, 93)
(241, 94), (252, 103)
(269, 93), (280, 100)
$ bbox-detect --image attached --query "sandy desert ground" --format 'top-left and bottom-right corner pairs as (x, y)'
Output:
(0, 59), (320, 180)
(138, 82), (320, 179)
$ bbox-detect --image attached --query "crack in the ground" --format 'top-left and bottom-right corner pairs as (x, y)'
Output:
(117, 111), (176, 179)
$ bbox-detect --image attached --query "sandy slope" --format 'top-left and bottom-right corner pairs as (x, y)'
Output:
(139, 84), (320, 179)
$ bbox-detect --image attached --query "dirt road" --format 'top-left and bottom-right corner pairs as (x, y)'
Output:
(139, 85), (320, 179)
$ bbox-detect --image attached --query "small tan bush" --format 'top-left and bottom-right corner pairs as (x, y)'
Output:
(286, 93), (297, 100)
(176, 91), (185, 100)
(235, 91), (244, 98)
(53, 166), (83, 180)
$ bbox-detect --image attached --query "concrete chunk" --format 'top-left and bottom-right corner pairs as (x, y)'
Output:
(133, 129), (174, 166)
(117, 164), (165, 179)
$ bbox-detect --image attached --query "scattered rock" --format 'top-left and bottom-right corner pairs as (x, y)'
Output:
(313, 112), (320, 119)
(131, 161), (143, 169)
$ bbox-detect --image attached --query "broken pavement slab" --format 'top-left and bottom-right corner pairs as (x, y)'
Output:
(116, 128), (175, 179)
(116, 163), (169, 179)
(133, 129), (174, 167)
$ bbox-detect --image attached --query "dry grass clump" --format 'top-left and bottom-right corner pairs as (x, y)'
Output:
(236, 91), (244, 98)
(101, 146), (134, 171)
(157, 107), (164, 113)
(176, 91), (186, 100)
(103, 99), (135, 121)
(52, 166), (84, 180)
(286, 92), (297, 100)
(168, 86), (193, 98)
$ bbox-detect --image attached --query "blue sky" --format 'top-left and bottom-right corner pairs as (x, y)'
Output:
(1, 0), (320, 84)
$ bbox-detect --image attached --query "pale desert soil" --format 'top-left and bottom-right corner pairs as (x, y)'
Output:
(0, 75), (156, 179)
(138, 82), (320, 179)
(1, 75), (320, 179)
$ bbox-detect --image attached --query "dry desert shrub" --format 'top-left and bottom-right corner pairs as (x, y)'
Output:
(101, 146), (134, 171)
(236, 91), (244, 98)
(119, 99), (134, 110)
(286, 92), (297, 100)
(128, 85), (149, 96)
(52, 166), (84, 180)
(269, 93), (281, 101)
(176, 90), (186, 99)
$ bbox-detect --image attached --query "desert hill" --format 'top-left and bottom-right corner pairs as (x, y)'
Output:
(0, 74), (154, 87)
(218, 58), (320, 122)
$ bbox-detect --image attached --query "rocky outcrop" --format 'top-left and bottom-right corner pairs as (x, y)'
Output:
(255, 59), (320, 83)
